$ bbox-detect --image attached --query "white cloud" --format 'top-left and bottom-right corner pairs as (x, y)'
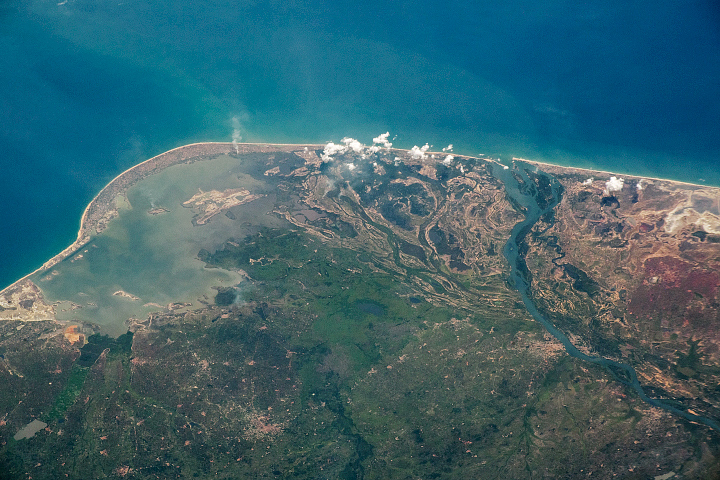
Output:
(373, 132), (392, 148)
(582, 177), (594, 186)
(409, 143), (430, 160)
(442, 144), (453, 152)
(320, 137), (368, 161)
(368, 145), (381, 153)
(603, 176), (624, 196)
(442, 155), (454, 165)
(409, 146), (425, 159)
(321, 142), (347, 162)
(324, 142), (346, 156)
(636, 179), (644, 191)
(342, 137), (364, 153)
(346, 163), (356, 171)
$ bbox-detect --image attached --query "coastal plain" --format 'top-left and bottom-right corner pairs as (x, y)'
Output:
(1, 143), (720, 479)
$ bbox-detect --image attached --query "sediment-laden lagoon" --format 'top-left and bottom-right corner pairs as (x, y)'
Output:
(32, 153), (287, 335)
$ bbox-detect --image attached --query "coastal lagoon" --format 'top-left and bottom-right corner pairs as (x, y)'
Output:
(2, 1), (720, 472)
(4, 144), (719, 477)
(32, 154), (286, 335)
(2, 0), (720, 288)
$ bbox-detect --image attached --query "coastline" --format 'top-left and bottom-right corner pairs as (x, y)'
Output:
(2, 143), (717, 298)
(0, 141), (322, 297)
(513, 157), (713, 190)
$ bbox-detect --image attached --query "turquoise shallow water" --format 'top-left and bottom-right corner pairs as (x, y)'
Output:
(1, 0), (719, 287)
(31, 154), (284, 335)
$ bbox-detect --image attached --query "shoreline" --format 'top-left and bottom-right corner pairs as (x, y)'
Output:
(1, 141), (321, 297)
(513, 157), (713, 190)
(2, 142), (717, 297)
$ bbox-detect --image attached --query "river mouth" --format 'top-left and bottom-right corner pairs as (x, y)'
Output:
(493, 160), (720, 432)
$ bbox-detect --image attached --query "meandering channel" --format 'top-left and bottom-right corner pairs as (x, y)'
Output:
(493, 161), (720, 432)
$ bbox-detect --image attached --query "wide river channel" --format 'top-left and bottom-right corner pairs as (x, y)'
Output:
(494, 161), (720, 432)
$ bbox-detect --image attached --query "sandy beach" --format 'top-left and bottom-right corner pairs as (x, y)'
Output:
(514, 157), (712, 190)
(0, 142), (325, 297)
(2, 142), (717, 299)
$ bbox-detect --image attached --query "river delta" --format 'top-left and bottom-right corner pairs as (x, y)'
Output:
(1, 142), (720, 478)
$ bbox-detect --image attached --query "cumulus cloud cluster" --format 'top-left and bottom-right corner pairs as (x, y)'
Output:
(410, 144), (430, 160)
(343, 137), (364, 153)
(603, 176), (624, 196)
(320, 137), (364, 161)
(323, 133), (396, 161)
(368, 132), (393, 153)
(321, 142), (346, 161)
(320, 133), (447, 169)
(373, 132), (392, 148)
(582, 177), (594, 186)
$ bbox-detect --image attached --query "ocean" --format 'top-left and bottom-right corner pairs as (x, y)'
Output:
(1, 0), (719, 288)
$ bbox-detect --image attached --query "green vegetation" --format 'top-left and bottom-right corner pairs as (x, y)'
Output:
(2, 150), (717, 479)
(43, 364), (89, 422)
(43, 332), (134, 422)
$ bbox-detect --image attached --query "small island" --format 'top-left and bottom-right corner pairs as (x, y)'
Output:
(112, 290), (140, 301)
(147, 206), (169, 215)
(1, 140), (719, 478)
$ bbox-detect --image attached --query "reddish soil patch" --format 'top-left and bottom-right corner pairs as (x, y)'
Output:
(643, 256), (718, 297)
(628, 256), (719, 331)
(63, 325), (84, 345)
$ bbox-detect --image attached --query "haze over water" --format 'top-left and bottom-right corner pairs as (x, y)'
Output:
(1, 0), (719, 288)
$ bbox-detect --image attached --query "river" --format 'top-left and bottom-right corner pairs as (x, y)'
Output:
(493, 161), (720, 432)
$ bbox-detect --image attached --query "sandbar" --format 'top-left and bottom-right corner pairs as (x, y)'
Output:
(2, 142), (718, 303)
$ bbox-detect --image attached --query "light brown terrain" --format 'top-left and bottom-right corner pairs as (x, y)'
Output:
(1, 144), (719, 479)
(522, 159), (720, 421)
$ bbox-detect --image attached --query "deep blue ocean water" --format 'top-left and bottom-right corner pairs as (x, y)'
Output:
(1, 0), (719, 288)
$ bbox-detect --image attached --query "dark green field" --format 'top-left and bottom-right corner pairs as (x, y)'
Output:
(1, 148), (718, 479)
